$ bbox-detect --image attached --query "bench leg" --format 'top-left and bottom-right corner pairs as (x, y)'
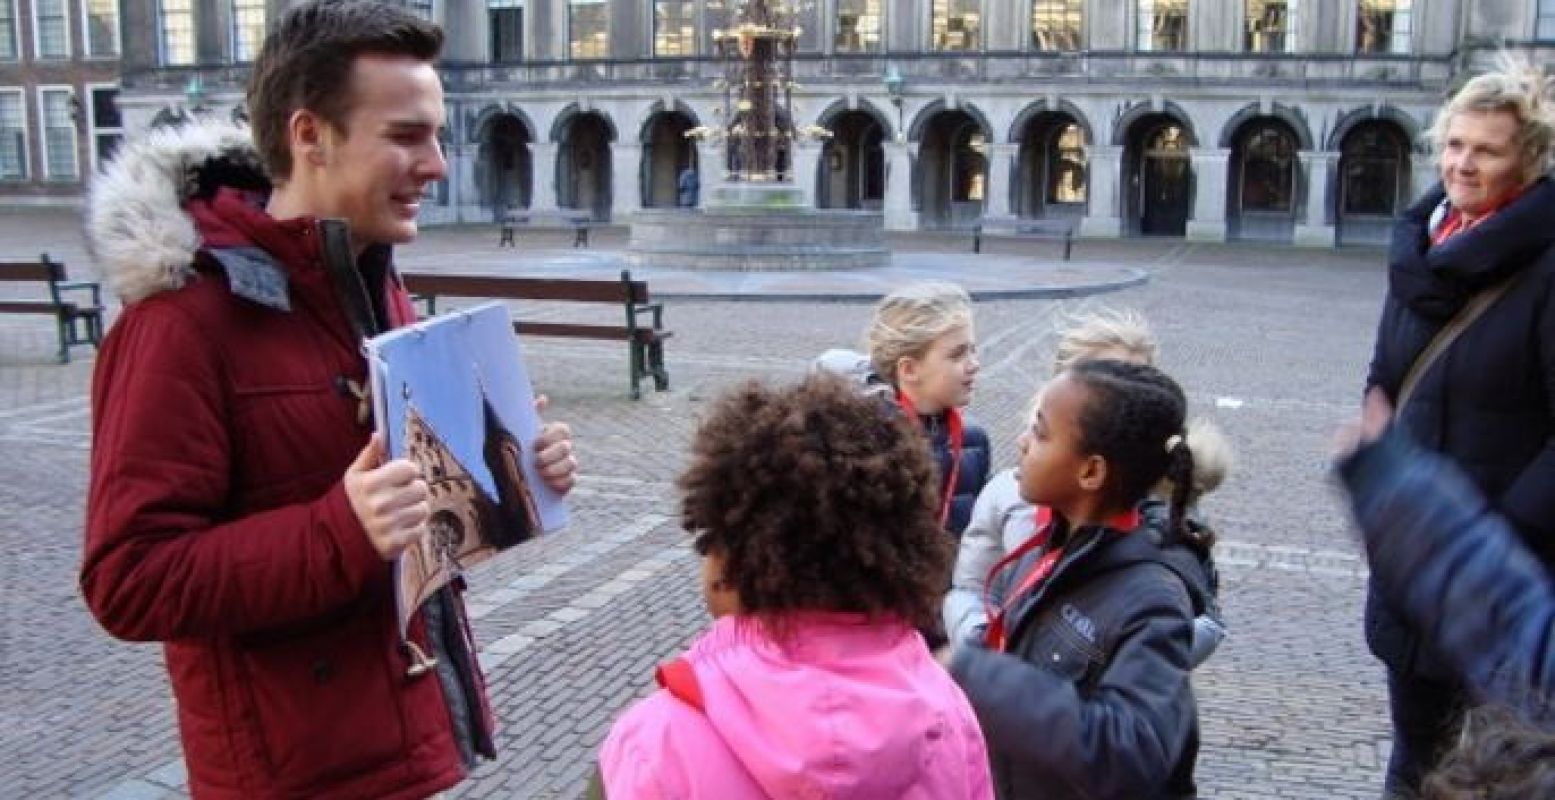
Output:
(628, 342), (644, 400)
(55, 317), (70, 364)
(1062, 236), (1073, 261)
(649, 340), (669, 392)
(972, 233), (982, 254)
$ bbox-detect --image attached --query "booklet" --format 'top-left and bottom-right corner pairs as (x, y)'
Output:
(366, 301), (569, 635)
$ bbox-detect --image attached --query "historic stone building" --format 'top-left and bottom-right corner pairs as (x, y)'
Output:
(49, 1), (1555, 244)
(0, 0), (124, 205)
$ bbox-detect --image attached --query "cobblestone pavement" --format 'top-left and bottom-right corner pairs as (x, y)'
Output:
(0, 208), (1393, 798)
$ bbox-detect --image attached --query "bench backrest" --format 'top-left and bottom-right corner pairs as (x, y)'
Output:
(402, 271), (648, 304)
(0, 255), (65, 283)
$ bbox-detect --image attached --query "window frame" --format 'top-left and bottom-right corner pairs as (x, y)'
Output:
(0, 0), (20, 61)
(1031, 0), (1083, 52)
(37, 85), (80, 182)
(568, 0), (609, 61)
(488, 0), (524, 62)
(931, 0), (982, 53)
(32, 0), (73, 60)
(80, 0), (120, 58)
(834, 0), (884, 54)
(1355, 0), (1412, 55)
(1244, 0), (1297, 53)
(158, 0), (195, 66)
(229, 0), (266, 63)
(653, 0), (697, 57)
(1536, 0), (1555, 41)
(0, 88), (28, 181)
(85, 82), (121, 172)
(1135, 0), (1189, 53)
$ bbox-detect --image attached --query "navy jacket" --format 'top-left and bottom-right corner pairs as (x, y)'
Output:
(1365, 177), (1555, 674)
(918, 409), (991, 537)
(1340, 429), (1555, 726)
(949, 503), (1211, 799)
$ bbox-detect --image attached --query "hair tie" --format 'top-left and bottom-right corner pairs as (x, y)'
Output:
(1164, 434), (1184, 454)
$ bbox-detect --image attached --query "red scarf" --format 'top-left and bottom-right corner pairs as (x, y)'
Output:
(896, 392), (964, 529)
(981, 506), (1142, 652)
(1431, 188), (1525, 246)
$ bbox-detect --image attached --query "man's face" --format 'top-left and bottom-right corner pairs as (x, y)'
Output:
(311, 53), (447, 248)
(1439, 108), (1524, 220)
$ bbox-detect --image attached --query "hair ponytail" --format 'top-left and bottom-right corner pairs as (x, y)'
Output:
(1165, 435), (1196, 545)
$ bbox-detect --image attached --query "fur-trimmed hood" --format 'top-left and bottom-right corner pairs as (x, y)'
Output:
(85, 117), (270, 305)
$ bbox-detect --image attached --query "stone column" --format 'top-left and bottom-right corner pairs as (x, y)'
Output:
(612, 142), (643, 220)
(1294, 151), (1336, 247)
(884, 140), (916, 230)
(530, 141), (560, 212)
(791, 141), (821, 207)
(1186, 147), (1229, 242)
(698, 141), (726, 196)
(983, 143), (1016, 220)
(449, 142), (479, 224)
(1081, 145), (1123, 238)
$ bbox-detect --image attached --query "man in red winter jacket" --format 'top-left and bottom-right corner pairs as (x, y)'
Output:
(79, 1), (577, 797)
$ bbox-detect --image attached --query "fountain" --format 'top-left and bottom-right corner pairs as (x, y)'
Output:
(627, 0), (889, 271)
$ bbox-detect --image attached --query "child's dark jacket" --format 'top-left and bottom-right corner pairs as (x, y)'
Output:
(949, 502), (1210, 799)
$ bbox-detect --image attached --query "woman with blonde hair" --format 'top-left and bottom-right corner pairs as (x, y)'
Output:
(1364, 54), (1555, 797)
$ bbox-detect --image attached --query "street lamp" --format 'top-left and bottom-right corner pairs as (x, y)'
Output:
(882, 62), (905, 142)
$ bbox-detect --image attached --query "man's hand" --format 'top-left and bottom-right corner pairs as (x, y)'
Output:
(533, 394), (577, 495)
(344, 434), (430, 560)
(1332, 388), (1395, 461)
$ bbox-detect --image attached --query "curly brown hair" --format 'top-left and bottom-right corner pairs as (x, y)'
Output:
(679, 374), (952, 632)
(1425, 705), (1555, 799)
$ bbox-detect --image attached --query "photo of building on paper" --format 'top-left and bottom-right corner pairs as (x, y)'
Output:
(367, 301), (568, 634)
(396, 398), (542, 620)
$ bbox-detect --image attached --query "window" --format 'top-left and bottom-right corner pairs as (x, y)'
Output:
(0, 90), (25, 179)
(1136, 0), (1187, 51)
(34, 0), (69, 58)
(159, 0), (195, 65)
(89, 86), (122, 170)
(932, 0), (980, 52)
(654, 0), (694, 56)
(1246, 0), (1295, 52)
(1048, 123), (1087, 204)
(569, 0), (607, 59)
(40, 88), (78, 181)
(0, 0), (16, 60)
(1341, 123), (1405, 216)
(405, 0), (433, 20)
(230, 0), (265, 62)
(1237, 123), (1296, 213)
(1032, 0), (1082, 51)
(1538, 0), (1555, 40)
(83, 0), (118, 56)
(1356, 0), (1411, 54)
(835, 0), (883, 52)
(489, 0), (523, 62)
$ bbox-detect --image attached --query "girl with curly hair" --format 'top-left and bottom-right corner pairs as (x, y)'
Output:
(948, 360), (1213, 799)
(597, 375), (993, 799)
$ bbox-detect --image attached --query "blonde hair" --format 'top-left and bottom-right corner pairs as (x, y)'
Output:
(1427, 52), (1555, 186)
(866, 281), (973, 384)
(1052, 307), (1160, 375)
(1151, 418), (1234, 504)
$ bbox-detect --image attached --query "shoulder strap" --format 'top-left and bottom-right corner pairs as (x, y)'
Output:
(1395, 275), (1521, 413)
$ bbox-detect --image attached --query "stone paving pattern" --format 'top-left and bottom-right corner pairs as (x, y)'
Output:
(0, 208), (1391, 798)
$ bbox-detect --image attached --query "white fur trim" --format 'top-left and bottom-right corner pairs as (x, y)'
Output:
(85, 118), (261, 305)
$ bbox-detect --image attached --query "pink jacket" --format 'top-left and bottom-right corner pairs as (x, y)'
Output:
(600, 612), (993, 799)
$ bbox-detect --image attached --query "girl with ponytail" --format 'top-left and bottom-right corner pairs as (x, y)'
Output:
(946, 359), (1213, 800)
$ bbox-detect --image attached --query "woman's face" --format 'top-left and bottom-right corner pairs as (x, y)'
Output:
(1440, 108), (1526, 220)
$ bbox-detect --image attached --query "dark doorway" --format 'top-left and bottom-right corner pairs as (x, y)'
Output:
(1125, 116), (1192, 237)
(558, 112), (612, 221)
(1230, 118), (1299, 242)
(641, 111), (697, 208)
(818, 110), (885, 209)
(1338, 120), (1409, 245)
(1016, 111), (1087, 220)
(478, 113), (533, 219)
(918, 109), (987, 228)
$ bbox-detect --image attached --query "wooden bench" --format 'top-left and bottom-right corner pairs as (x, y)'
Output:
(0, 254), (104, 364)
(401, 269), (670, 400)
(498, 211), (594, 249)
(971, 218), (1077, 260)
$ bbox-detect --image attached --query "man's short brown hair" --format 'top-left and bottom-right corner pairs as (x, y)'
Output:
(247, 0), (443, 180)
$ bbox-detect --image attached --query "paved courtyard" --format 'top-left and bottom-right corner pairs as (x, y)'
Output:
(1, 207), (1391, 798)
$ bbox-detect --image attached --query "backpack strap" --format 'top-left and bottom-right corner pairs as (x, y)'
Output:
(654, 658), (705, 712)
(1396, 273), (1522, 413)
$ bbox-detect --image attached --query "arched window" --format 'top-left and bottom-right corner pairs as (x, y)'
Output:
(1341, 122), (1406, 216)
(1236, 123), (1296, 213)
(1047, 123), (1087, 204)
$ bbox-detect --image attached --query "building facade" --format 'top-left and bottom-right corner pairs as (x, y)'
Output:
(67, 1), (1555, 243)
(0, 0), (123, 205)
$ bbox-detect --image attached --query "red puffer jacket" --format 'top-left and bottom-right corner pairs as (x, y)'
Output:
(81, 123), (466, 799)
